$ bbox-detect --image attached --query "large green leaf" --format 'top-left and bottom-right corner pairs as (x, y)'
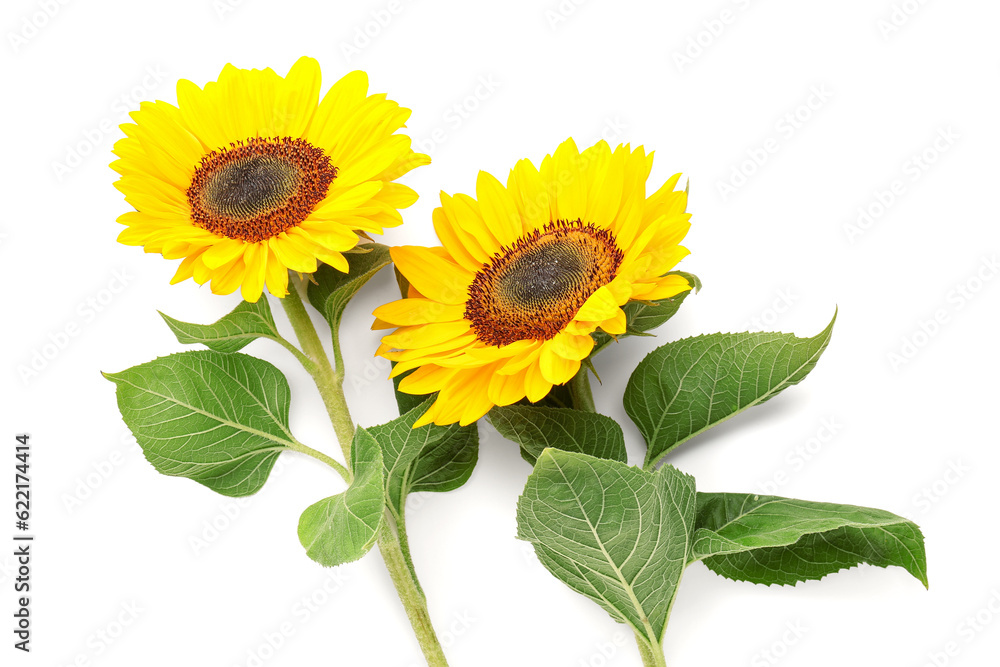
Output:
(692, 493), (928, 587)
(592, 271), (701, 352)
(298, 428), (385, 567)
(489, 405), (628, 465)
(517, 449), (696, 645)
(307, 243), (392, 330)
(103, 351), (295, 496)
(369, 398), (478, 516)
(159, 299), (282, 354)
(625, 312), (836, 468)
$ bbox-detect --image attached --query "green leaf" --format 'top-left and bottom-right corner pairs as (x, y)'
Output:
(103, 351), (295, 496)
(159, 299), (282, 354)
(307, 243), (392, 330)
(517, 449), (696, 644)
(692, 493), (928, 587)
(298, 428), (385, 567)
(489, 405), (628, 465)
(625, 311), (836, 468)
(592, 271), (701, 351)
(369, 398), (479, 516)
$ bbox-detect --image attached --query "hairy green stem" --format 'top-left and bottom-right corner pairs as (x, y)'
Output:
(379, 514), (448, 665)
(280, 277), (356, 459)
(278, 272), (449, 667)
(635, 632), (668, 667)
(568, 367), (596, 413)
(390, 500), (424, 597)
(287, 440), (351, 483)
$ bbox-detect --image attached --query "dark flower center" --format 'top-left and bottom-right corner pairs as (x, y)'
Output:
(187, 137), (336, 243)
(464, 220), (623, 346)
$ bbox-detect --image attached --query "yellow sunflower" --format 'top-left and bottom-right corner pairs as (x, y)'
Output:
(112, 56), (429, 302)
(373, 138), (692, 426)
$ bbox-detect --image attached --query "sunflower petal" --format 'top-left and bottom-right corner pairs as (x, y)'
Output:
(391, 246), (473, 305)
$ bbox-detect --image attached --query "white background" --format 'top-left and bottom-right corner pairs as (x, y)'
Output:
(2, 0), (998, 665)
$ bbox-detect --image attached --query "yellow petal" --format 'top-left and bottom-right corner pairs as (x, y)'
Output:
(550, 331), (595, 361)
(264, 247), (289, 297)
(241, 243), (267, 302)
(507, 158), (551, 231)
(524, 362), (553, 403)
(201, 238), (247, 269)
(391, 246), (472, 305)
(488, 367), (529, 406)
(476, 171), (523, 248)
(538, 344), (580, 385)
(553, 138), (587, 221)
(273, 56), (321, 137)
(398, 364), (458, 395)
(382, 320), (473, 350)
(575, 286), (619, 321)
(210, 256), (246, 295)
(270, 234), (319, 273)
(643, 274), (692, 301)
(372, 298), (466, 326)
(439, 193), (493, 263)
(170, 250), (205, 285)
(599, 308), (626, 335)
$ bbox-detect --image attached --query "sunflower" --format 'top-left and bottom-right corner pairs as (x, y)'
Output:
(373, 138), (692, 426)
(112, 56), (429, 302)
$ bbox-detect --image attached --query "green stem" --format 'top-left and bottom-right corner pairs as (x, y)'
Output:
(567, 367), (596, 413)
(279, 276), (356, 460)
(379, 514), (448, 665)
(278, 272), (449, 667)
(635, 631), (668, 667)
(287, 440), (351, 483)
(393, 504), (423, 596)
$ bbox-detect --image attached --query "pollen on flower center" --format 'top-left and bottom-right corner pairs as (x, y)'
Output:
(465, 220), (623, 347)
(187, 136), (336, 243)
